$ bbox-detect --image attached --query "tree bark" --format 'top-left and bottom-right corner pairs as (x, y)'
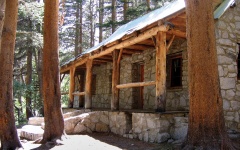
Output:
(183, 0), (234, 149)
(0, 0), (5, 47)
(0, 0), (22, 149)
(42, 0), (65, 144)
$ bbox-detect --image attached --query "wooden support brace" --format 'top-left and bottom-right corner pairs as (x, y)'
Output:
(85, 59), (93, 109)
(167, 35), (175, 51)
(155, 31), (167, 112)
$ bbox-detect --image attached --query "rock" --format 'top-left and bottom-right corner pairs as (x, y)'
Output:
(168, 139), (174, 143)
(20, 125), (43, 141)
(73, 123), (87, 134)
(156, 133), (170, 143)
(28, 117), (44, 126)
(96, 123), (109, 132)
(220, 77), (236, 89)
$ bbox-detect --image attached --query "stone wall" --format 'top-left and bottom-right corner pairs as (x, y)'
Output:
(64, 111), (131, 136)
(90, 44), (189, 110)
(92, 63), (112, 108)
(215, 1), (240, 131)
(130, 112), (188, 143)
(64, 110), (189, 143)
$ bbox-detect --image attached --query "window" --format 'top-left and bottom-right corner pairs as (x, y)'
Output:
(238, 44), (240, 79)
(168, 54), (182, 87)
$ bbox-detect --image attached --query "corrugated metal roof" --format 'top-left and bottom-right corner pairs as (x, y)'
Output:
(214, 0), (235, 19)
(62, 0), (232, 67)
(81, 0), (185, 56)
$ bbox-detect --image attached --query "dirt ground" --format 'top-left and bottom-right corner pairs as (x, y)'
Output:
(20, 132), (240, 150)
(21, 133), (173, 150)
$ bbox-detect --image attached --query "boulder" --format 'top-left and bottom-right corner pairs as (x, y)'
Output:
(20, 125), (43, 141)
(28, 117), (44, 126)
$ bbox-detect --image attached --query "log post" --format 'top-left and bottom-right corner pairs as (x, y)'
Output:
(85, 59), (93, 109)
(155, 31), (167, 112)
(111, 49), (120, 110)
(68, 67), (76, 108)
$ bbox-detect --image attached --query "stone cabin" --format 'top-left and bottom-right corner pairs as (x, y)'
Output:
(60, 0), (240, 142)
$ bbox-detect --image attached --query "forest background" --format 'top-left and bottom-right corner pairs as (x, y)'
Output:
(14, 0), (172, 126)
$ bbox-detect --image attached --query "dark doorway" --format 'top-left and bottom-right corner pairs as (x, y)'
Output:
(132, 62), (144, 109)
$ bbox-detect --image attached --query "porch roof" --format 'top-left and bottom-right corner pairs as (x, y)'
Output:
(61, 0), (234, 73)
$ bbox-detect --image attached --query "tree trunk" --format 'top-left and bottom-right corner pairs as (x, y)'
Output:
(0, 0), (5, 46)
(146, 0), (150, 12)
(112, 0), (116, 33)
(42, 0), (65, 144)
(0, 0), (22, 149)
(90, 0), (94, 47)
(99, 0), (104, 42)
(183, 0), (234, 149)
(26, 36), (33, 120)
(35, 48), (44, 116)
(74, 1), (80, 57)
(123, 0), (128, 22)
(79, 0), (83, 54)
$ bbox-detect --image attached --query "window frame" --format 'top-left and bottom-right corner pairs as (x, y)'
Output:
(169, 54), (183, 88)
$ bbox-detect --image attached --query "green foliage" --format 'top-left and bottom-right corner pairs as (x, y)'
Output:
(60, 76), (70, 107)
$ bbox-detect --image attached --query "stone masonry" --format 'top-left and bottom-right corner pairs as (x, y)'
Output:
(215, 1), (240, 131)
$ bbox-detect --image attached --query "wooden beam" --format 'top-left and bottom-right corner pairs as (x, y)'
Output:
(85, 59), (93, 109)
(111, 50), (120, 110)
(69, 67), (76, 108)
(127, 44), (153, 50)
(90, 24), (170, 59)
(116, 81), (155, 89)
(155, 31), (167, 112)
(72, 91), (85, 96)
(167, 35), (175, 51)
(167, 29), (186, 38)
(117, 49), (123, 64)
